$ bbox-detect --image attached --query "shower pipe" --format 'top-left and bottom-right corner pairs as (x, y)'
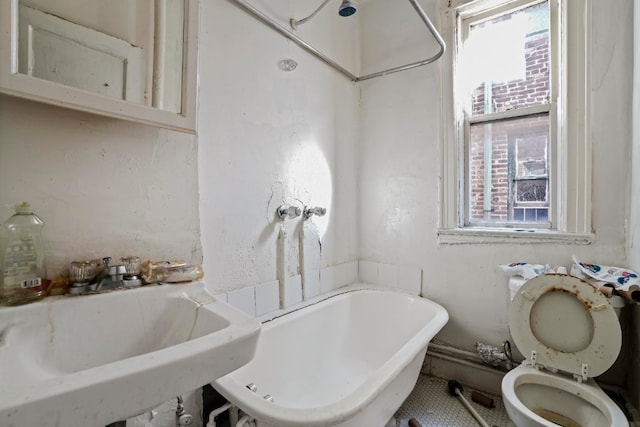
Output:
(226, 0), (446, 82)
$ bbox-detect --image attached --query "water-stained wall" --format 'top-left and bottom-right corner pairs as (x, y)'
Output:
(0, 97), (201, 269)
(197, 0), (360, 293)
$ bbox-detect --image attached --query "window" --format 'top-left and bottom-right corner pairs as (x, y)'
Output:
(438, 0), (593, 243)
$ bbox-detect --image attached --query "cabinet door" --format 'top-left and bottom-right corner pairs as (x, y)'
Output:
(0, 0), (199, 133)
(18, 4), (146, 105)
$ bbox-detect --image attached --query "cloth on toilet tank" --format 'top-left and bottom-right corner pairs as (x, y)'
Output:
(499, 262), (551, 280)
(571, 256), (639, 292)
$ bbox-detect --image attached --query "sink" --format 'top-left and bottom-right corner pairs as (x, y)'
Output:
(0, 281), (260, 427)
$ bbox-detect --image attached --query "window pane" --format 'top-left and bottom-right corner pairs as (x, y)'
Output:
(516, 179), (547, 203)
(536, 208), (548, 222)
(465, 1), (550, 116)
(468, 113), (550, 225)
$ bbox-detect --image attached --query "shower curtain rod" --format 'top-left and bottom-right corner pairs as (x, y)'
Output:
(227, 0), (446, 82)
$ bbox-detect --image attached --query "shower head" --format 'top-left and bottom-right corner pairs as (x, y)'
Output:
(338, 0), (357, 17)
(290, 0), (356, 30)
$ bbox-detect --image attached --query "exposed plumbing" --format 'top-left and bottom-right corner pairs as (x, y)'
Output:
(475, 340), (516, 370)
(175, 395), (193, 427)
(205, 402), (233, 427)
(236, 414), (255, 427)
(227, 0), (445, 82)
(290, 0), (357, 30)
(503, 340), (515, 368)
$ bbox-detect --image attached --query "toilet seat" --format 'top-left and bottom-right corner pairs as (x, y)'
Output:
(509, 274), (621, 379)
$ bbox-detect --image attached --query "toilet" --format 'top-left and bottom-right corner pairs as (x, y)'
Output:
(501, 274), (629, 427)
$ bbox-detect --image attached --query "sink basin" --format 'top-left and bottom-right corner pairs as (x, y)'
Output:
(0, 281), (260, 426)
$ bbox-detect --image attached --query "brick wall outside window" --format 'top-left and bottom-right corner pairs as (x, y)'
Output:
(468, 29), (550, 222)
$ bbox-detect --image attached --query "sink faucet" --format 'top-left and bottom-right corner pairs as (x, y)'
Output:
(95, 257), (126, 292)
(67, 256), (141, 295)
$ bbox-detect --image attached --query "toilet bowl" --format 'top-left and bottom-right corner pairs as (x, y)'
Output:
(501, 274), (629, 427)
(502, 365), (627, 427)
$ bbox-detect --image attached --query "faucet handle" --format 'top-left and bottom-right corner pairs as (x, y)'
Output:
(303, 206), (326, 219)
(102, 257), (112, 268)
(277, 205), (302, 220)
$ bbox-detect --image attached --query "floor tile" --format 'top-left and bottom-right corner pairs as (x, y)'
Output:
(394, 375), (515, 427)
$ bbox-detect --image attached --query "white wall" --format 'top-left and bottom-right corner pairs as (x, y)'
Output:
(1, 1), (361, 423)
(358, 0), (633, 356)
(0, 95), (201, 275)
(197, 0), (360, 293)
(0, 0), (360, 295)
(628, 0), (640, 410)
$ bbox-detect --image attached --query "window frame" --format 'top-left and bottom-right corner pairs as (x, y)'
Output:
(437, 0), (594, 244)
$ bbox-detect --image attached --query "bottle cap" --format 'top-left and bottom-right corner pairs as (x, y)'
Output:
(15, 202), (34, 215)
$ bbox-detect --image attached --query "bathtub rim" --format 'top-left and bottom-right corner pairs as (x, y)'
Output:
(213, 283), (449, 426)
(257, 283), (436, 324)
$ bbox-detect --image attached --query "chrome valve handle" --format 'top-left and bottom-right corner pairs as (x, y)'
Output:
(277, 205), (302, 220)
(303, 206), (327, 219)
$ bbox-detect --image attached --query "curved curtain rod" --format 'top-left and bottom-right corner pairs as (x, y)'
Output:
(226, 0), (446, 82)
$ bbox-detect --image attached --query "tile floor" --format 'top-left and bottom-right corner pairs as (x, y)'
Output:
(394, 374), (515, 427)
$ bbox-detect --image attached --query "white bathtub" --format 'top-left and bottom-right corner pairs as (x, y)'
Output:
(213, 285), (449, 427)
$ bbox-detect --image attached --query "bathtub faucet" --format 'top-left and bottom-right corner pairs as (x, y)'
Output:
(277, 205), (302, 220)
(303, 206), (326, 219)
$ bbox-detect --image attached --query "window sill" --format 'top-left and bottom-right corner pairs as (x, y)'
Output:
(437, 227), (595, 245)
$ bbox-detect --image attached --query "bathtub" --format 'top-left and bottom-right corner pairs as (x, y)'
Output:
(213, 285), (449, 427)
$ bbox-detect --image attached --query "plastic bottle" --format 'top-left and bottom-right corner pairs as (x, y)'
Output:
(0, 202), (47, 305)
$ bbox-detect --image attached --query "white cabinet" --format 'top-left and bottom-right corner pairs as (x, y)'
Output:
(0, 0), (199, 133)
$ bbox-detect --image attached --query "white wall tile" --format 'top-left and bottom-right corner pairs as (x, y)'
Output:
(334, 264), (346, 288)
(227, 286), (256, 317)
(359, 260), (378, 284)
(214, 293), (228, 303)
(283, 275), (303, 307)
(320, 265), (335, 294)
(255, 280), (280, 316)
(337, 261), (359, 287)
(303, 269), (321, 300)
(378, 263), (398, 287)
(336, 264), (346, 288)
(399, 265), (422, 295)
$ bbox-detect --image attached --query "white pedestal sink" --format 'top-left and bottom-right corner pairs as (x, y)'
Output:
(0, 281), (260, 427)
